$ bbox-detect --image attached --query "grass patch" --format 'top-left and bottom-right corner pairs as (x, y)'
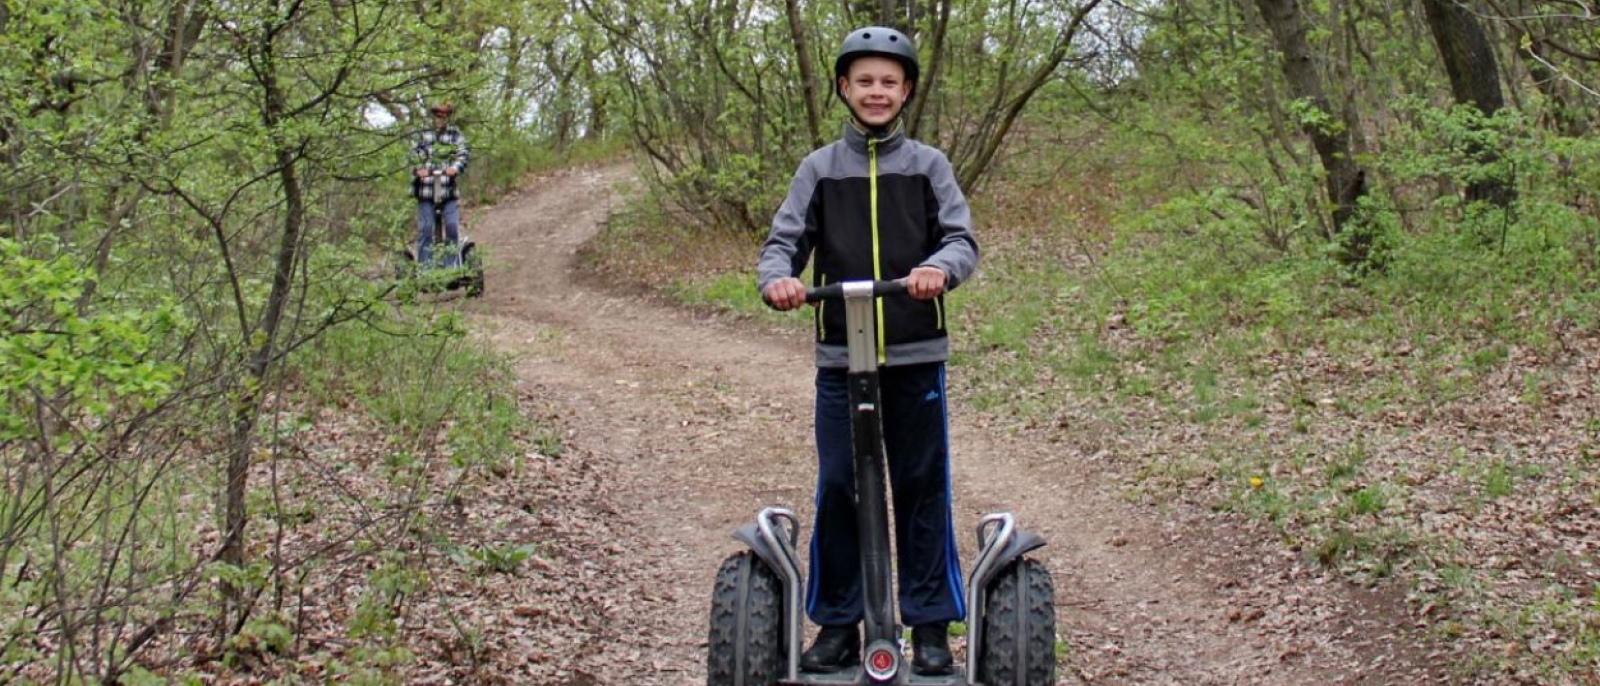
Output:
(292, 306), (548, 475)
(665, 270), (804, 329)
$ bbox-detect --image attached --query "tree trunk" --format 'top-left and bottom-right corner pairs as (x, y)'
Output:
(785, 0), (824, 148)
(501, 30), (525, 128)
(849, 0), (911, 32)
(1421, 0), (1514, 208)
(152, 0), (208, 118)
(554, 108), (575, 150)
(582, 36), (608, 140)
(1251, 0), (1372, 263)
(905, 0), (949, 137)
(219, 19), (306, 640)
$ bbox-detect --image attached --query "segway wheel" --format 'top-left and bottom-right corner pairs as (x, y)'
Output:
(463, 244), (485, 298)
(392, 248), (415, 280)
(706, 551), (783, 686)
(978, 558), (1056, 686)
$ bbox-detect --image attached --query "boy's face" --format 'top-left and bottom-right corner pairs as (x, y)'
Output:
(840, 56), (910, 128)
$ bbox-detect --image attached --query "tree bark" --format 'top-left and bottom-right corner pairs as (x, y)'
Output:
(1421, 0), (1515, 207)
(152, 0), (209, 118)
(905, 0), (949, 137)
(785, 0), (824, 148)
(581, 35), (608, 140)
(1251, 0), (1372, 262)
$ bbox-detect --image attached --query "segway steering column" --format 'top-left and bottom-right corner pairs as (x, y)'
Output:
(806, 280), (906, 681)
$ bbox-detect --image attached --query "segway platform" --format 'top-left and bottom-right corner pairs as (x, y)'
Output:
(781, 667), (964, 685)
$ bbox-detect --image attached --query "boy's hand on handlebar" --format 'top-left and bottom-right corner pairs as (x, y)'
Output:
(444, 167), (457, 177)
(763, 278), (806, 311)
(905, 266), (947, 300)
(415, 168), (429, 178)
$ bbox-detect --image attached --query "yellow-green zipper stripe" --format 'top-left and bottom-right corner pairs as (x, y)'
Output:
(817, 273), (827, 341)
(869, 138), (886, 365)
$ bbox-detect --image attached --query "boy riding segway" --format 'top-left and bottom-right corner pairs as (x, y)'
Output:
(706, 27), (1057, 686)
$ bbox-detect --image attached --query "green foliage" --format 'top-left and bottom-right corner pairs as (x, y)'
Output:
(1380, 99), (1521, 210)
(0, 0), (582, 675)
(120, 667), (206, 686)
(0, 238), (186, 441)
(1482, 461), (1514, 500)
(1340, 484), (1388, 517)
(350, 552), (427, 641)
(292, 306), (535, 473)
(472, 128), (630, 203)
(967, 264), (1060, 355)
(227, 613), (295, 663)
(449, 542), (538, 575)
(1054, 638), (1072, 660)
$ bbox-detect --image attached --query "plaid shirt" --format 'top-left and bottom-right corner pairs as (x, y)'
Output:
(410, 125), (470, 201)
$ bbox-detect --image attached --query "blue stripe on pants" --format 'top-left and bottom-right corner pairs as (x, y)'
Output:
(806, 362), (965, 627)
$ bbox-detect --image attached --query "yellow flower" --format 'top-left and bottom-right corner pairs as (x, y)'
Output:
(1248, 476), (1265, 490)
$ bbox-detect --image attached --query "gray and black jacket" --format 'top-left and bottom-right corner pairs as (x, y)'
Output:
(409, 125), (470, 201)
(758, 120), (979, 369)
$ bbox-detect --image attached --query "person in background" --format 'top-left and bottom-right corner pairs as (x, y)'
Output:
(410, 101), (470, 268)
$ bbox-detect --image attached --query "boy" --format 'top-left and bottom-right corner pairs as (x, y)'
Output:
(757, 26), (979, 676)
(410, 101), (470, 267)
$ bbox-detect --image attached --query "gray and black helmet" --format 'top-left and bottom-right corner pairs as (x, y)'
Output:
(833, 26), (919, 99)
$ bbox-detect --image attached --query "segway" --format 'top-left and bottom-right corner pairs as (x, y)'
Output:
(708, 280), (1057, 686)
(394, 168), (484, 297)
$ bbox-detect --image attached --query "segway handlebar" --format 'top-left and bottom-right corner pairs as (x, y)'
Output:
(803, 279), (907, 303)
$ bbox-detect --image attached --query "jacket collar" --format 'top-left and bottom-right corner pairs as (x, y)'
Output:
(843, 118), (905, 155)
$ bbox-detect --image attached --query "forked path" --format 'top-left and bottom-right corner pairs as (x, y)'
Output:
(468, 164), (1444, 685)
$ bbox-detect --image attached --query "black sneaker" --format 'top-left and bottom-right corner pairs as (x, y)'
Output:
(911, 622), (954, 676)
(800, 623), (860, 672)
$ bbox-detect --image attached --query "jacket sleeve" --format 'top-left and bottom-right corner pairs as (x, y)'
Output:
(757, 155), (819, 295)
(919, 150), (979, 290)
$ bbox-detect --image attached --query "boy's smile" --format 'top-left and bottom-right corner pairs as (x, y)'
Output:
(841, 56), (911, 129)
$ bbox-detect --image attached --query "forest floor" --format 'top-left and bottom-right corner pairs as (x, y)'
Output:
(402, 161), (1461, 685)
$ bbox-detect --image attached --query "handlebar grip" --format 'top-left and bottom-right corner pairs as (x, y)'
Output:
(803, 279), (906, 303)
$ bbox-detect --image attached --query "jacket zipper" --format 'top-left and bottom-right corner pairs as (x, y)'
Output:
(869, 137), (887, 366)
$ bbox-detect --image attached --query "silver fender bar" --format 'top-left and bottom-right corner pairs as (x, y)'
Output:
(756, 507), (804, 681)
(964, 513), (1015, 684)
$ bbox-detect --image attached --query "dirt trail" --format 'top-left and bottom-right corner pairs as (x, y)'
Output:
(466, 164), (1445, 685)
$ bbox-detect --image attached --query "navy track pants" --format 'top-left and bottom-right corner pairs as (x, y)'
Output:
(806, 362), (966, 628)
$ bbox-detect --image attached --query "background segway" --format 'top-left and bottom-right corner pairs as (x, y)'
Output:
(394, 170), (485, 298)
(461, 241), (484, 297)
